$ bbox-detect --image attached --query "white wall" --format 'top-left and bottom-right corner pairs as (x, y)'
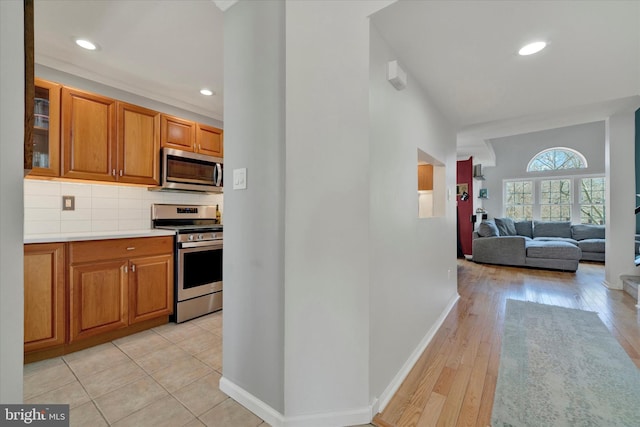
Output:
(221, 0), (286, 415)
(0, 0), (24, 403)
(482, 121), (606, 218)
(283, 0), (379, 418)
(369, 26), (459, 407)
(605, 108), (640, 288)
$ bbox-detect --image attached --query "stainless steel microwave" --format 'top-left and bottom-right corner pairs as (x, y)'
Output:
(160, 148), (223, 193)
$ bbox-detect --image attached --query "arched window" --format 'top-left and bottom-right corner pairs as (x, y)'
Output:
(526, 147), (587, 172)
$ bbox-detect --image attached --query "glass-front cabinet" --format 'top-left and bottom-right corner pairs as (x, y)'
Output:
(30, 78), (61, 177)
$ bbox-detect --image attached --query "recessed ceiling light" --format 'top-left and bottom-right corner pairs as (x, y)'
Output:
(75, 39), (97, 50)
(519, 41), (546, 56)
(200, 89), (214, 96)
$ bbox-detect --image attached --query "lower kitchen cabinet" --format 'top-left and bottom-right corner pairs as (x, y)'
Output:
(68, 236), (174, 343)
(69, 259), (129, 341)
(128, 254), (173, 324)
(24, 243), (66, 353)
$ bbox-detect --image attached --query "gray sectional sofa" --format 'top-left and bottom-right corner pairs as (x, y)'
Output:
(472, 218), (605, 272)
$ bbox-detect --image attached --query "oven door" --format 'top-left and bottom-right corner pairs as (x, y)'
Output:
(177, 240), (223, 302)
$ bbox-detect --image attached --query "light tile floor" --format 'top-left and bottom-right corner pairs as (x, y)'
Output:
(23, 311), (268, 427)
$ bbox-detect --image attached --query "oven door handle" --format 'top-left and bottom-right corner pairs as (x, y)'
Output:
(180, 240), (223, 249)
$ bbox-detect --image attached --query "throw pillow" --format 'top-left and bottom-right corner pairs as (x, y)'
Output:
(515, 220), (533, 238)
(494, 217), (517, 236)
(533, 220), (572, 238)
(478, 220), (499, 237)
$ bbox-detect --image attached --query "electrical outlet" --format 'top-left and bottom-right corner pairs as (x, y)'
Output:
(62, 195), (75, 211)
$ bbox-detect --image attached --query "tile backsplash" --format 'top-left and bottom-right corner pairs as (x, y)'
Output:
(24, 180), (223, 235)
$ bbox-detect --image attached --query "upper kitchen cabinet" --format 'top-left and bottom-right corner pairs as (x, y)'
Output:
(61, 87), (117, 181)
(161, 114), (196, 151)
(161, 114), (224, 157)
(117, 102), (160, 185)
(196, 123), (224, 157)
(28, 78), (61, 177)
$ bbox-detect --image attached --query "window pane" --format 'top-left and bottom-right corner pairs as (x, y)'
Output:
(527, 148), (587, 172)
(580, 177), (605, 224)
(504, 180), (533, 221)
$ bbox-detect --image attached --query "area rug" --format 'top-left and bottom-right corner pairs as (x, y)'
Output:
(491, 299), (640, 427)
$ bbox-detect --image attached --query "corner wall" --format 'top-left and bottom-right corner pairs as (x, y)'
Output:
(0, 0), (25, 403)
(221, 0), (286, 414)
(605, 106), (640, 287)
(369, 25), (458, 408)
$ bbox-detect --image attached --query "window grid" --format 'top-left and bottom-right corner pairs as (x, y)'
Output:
(504, 180), (533, 221)
(527, 148), (587, 172)
(502, 176), (606, 224)
(540, 179), (571, 221)
(580, 177), (606, 224)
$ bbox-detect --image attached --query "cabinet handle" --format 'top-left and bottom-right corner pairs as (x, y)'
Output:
(120, 170), (123, 176)
(112, 169), (116, 176)
(131, 264), (136, 272)
(199, 144), (201, 151)
(124, 265), (128, 273)
(126, 247), (135, 251)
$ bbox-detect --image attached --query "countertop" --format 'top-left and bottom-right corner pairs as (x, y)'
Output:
(24, 229), (177, 244)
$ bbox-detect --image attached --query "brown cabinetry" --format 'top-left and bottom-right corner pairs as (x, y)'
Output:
(117, 102), (160, 185)
(162, 114), (224, 157)
(69, 236), (173, 342)
(61, 88), (161, 185)
(196, 123), (224, 157)
(61, 87), (117, 181)
(28, 78), (61, 177)
(418, 164), (434, 191)
(24, 243), (66, 353)
(161, 114), (196, 151)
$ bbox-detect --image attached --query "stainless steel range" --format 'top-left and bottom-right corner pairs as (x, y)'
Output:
(152, 204), (223, 323)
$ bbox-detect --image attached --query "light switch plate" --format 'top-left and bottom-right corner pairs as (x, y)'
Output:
(62, 195), (75, 211)
(233, 168), (247, 190)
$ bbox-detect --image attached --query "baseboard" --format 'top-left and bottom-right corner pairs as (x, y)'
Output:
(219, 377), (374, 427)
(219, 378), (284, 426)
(374, 292), (461, 414)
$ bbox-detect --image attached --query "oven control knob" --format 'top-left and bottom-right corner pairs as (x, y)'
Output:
(188, 235), (194, 241)
(198, 234), (204, 240)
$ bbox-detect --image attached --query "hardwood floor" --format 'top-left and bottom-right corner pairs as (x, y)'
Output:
(373, 260), (640, 427)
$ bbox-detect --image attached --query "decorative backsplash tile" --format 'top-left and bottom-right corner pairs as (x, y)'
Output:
(24, 180), (223, 235)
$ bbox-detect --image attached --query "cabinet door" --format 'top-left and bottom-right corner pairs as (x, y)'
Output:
(418, 164), (433, 191)
(28, 78), (61, 177)
(196, 124), (223, 157)
(161, 114), (195, 151)
(117, 102), (160, 185)
(69, 260), (128, 342)
(129, 254), (173, 324)
(61, 87), (116, 181)
(24, 243), (65, 352)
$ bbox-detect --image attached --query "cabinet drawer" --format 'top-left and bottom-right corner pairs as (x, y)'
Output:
(69, 236), (173, 264)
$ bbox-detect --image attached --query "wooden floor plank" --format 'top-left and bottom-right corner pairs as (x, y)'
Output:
(373, 260), (639, 427)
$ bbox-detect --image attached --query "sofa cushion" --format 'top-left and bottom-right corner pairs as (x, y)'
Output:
(571, 224), (605, 241)
(533, 237), (578, 245)
(526, 241), (581, 260)
(533, 221), (572, 239)
(578, 239), (605, 253)
(495, 217), (517, 236)
(477, 220), (499, 237)
(514, 220), (533, 238)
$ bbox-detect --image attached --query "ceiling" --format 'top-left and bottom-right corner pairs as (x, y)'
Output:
(35, 1), (640, 165)
(34, 0), (224, 122)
